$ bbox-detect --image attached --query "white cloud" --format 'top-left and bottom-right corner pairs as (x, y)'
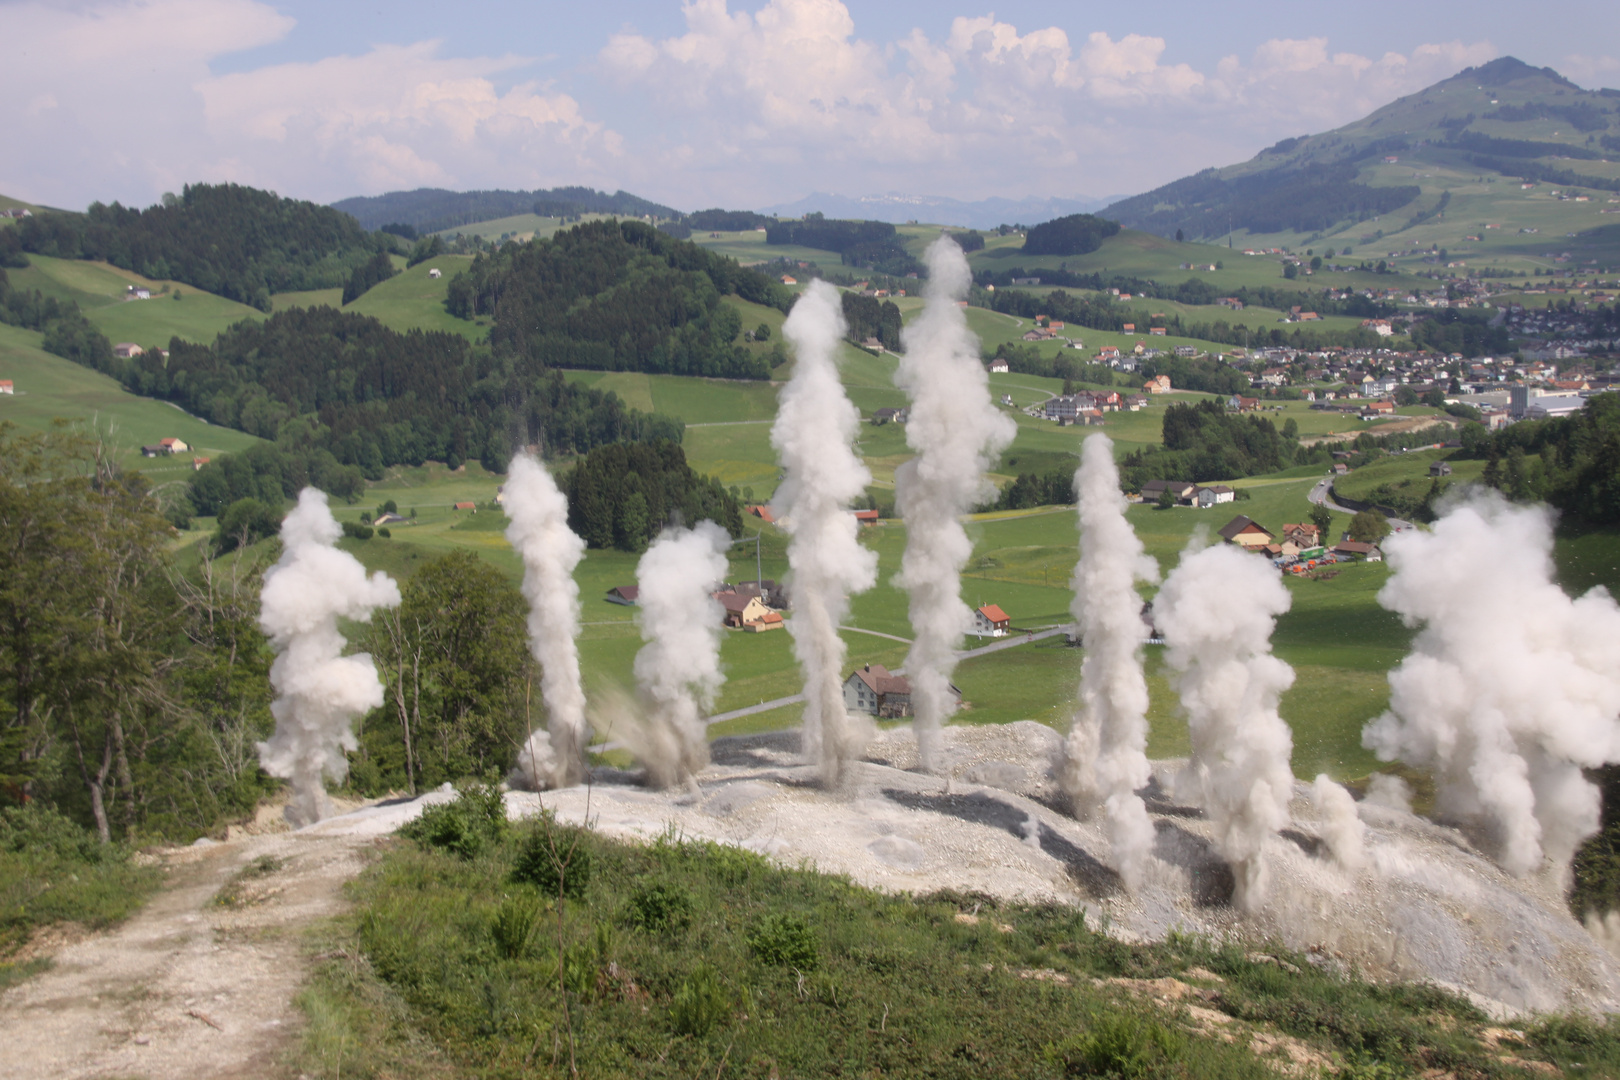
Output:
(1560, 53), (1620, 88)
(600, 2), (1499, 207)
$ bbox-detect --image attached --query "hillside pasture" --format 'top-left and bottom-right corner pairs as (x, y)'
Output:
(10, 254), (264, 345)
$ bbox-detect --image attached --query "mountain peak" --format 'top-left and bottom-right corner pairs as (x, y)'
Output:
(1457, 56), (1580, 93)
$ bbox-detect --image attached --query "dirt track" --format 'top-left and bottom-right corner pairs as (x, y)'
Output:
(0, 826), (377, 1080)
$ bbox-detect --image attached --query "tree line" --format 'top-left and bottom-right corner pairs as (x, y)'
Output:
(447, 220), (789, 380)
(842, 292), (903, 350)
(7, 184), (384, 311)
(1463, 393), (1620, 524)
(564, 441), (744, 553)
(765, 216), (919, 277)
(0, 267), (115, 372)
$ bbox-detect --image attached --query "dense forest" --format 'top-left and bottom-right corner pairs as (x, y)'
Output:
(1467, 393), (1620, 524)
(109, 306), (684, 508)
(1104, 164), (1421, 240)
(687, 208), (773, 231)
(841, 292), (903, 350)
(1020, 214), (1121, 256)
(765, 216), (918, 276)
(331, 186), (680, 233)
(8, 184), (383, 310)
(1120, 400), (1317, 485)
(447, 219), (788, 379)
(564, 441), (743, 552)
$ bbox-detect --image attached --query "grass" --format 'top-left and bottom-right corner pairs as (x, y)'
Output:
(341, 257), (484, 341)
(294, 808), (1614, 1079)
(9, 254), (265, 345)
(0, 321), (262, 474)
(0, 805), (164, 985)
(1333, 447), (1485, 511)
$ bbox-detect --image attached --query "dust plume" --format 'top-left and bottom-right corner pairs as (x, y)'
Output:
(1156, 540), (1296, 912)
(504, 453), (589, 790)
(257, 488), (401, 827)
(1311, 774), (1366, 871)
(1363, 490), (1620, 881)
(1056, 433), (1161, 892)
(892, 235), (1017, 772)
(771, 280), (880, 786)
(629, 522), (732, 788)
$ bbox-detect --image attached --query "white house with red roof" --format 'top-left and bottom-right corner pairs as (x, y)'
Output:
(972, 604), (1011, 637)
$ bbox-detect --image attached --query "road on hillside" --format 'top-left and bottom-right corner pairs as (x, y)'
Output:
(1308, 476), (1414, 532)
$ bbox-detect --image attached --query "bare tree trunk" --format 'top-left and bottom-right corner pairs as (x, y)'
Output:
(69, 716), (115, 844)
(112, 713), (137, 840)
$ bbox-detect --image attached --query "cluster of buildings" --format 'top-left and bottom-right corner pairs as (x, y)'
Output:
(1216, 516), (1380, 566)
(1137, 479), (1235, 509)
(139, 436), (189, 458)
(606, 579), (788, 633)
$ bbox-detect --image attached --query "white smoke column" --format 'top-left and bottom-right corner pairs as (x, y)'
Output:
(504, 453), (589, 790)
(1362, 491), (1620, 881)
(1311, 774), (1366, 871)
(1156, 541), (1296, 912)
(892, 236), (1017, 772)
(772, 280), (880, 786)
(1057, 433), (1161, 892)
(257, 488), (401, 826)
(631, 522), (731, 788)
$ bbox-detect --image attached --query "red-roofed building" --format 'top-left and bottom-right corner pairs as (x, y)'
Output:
(606, 586), (640, 605)
(972, 604), (1011, 637)
(854, 509), (880, 526)
(0, 380), (12, 395)
(453, 501), (476, 511)
(748, 504), (776, 524)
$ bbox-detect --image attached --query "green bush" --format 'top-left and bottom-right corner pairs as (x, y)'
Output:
(669, 964), (731, 1038)
(398, 782), (506, 859)
(489, 891), (546, 959)
(627, 882), (693, 934)
(511, 817), (591, 898)
(341, 520), (374, 541)
(747, 912), (818, 970)
(1045, 1011), (1185, 1078)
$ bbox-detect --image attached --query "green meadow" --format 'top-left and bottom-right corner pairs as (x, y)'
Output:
(9, 254), (265, 346)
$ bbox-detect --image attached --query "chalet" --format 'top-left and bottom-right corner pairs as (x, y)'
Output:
(747, 610), (784, 633)
(1360, 400), (1396, 418)
(1022, 328), (1055, 342)
(972, 604), (1011, 637)
(1428, 461), (1453, 477)
(1143, 375), (1172, 395)
(843, 664), (913, 718)
(780, 275), (798, 285)
(853, 509), (880, 526)
(1122, 323), (1136, 333)
(0, 380), (12, 394)
(1195, 485), (1235, 508)
(1332, 463), (1350, 476)
(1226, 395), (1260, 412)
(191, 456), (210, 471)
(1281, 523), (1321, 549)
(715, 590), (771, 628)
(1140, 479), (1197, 505)
(159, 437), (189, 453)
(428, 268), (442, 279)
(606, 585), (640, 606)
(1217, 515), (1274, 548)
(113, 343), (144, 359)
(737, 579), (789, 608)
(1098, 346), (1121, 362)
(987, 357), (1010, 373)
(1124, 394), (1149, 411)
(1149, 327), (1167, 336)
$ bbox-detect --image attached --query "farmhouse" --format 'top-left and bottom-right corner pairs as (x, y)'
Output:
(0, 380), (12, 394)
(606, 586), (640, 606)
(987, 357), (1010, 373)
(1333, 541), (1383, 561)
(1195, 485), (1235, 508)
(872, 407), (908, 425)
(747, 504), (776, 524)
(853, 509), (880, 526)
(160, 437), (189, 453)
(1429, 461), (1453, 477)
(1281, 523), (1322, 549)
(1140, 479), (1197, 505)
(453, 501), (476, 511)
(428, 268), (442, 279)
(843, 664), (912, 718)
(1142, 375), (1172, 394)
(714, 590), (771, 629)
(191, 456), (210, 471)
(113, 343), (144, 359)
(1218, 515), (1275, 548)
(972, 604), (1011, 637)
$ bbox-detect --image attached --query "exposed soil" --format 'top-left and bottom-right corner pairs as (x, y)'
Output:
(0, 821), (379, 1080)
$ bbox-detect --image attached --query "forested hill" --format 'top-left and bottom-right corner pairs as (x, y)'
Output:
(5, 184), (382, 311)
(1105, 56), (1620, 240)
(119, 306), (682, 501)
(449, 219), (790, 379)
(332, 186), (681, 233)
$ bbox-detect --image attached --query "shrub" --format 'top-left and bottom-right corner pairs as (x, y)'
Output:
(398, 782), (506, 859)
(627, 882), (693, 934)
(377, 527), (390, 538)
(747, 912), (818, 970)
(670, 964), (732, 1038)
(511, 818), (591, 898)
(1045, 1011), (1185, 1078)
(341, 520), (374, 541)
(490, 891), (545, 959)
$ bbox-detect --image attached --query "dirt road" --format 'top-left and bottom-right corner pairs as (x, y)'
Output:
(0, 826), (378, 1080)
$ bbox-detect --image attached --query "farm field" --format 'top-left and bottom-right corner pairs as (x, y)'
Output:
(1332, 446), (1486, 506)
(0, 321), (261, 474)
(691, 228), (842, 267)
(9, 254), (265, 345)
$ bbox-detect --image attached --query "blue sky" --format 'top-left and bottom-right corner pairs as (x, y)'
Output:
(3, 0), (1617, 212)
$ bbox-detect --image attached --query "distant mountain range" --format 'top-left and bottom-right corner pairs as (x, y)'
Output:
(757, 192), (1122, 230)
(1102, 56), (1620, 241)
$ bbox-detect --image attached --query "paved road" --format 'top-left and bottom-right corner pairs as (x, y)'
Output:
(589, 622), (1077, 749)
(1309, 476), (1414, 532)
(838, 624), (913, 645)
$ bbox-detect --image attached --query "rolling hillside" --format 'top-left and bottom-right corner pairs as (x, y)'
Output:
(1104, 56), (1620, 268)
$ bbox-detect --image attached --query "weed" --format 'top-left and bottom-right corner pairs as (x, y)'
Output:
(489, 891), (546, 960)
(1045, 1011), (1186, 1078)
(669, 964), (731, 1038)
(746, 912), (819, 970)
(511, 816), (591, 898)
(398, 781), (507, 859)
(627, 882), (693, 934)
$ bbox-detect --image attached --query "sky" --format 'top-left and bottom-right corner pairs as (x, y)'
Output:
(3, 0), (1618, 213)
